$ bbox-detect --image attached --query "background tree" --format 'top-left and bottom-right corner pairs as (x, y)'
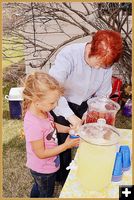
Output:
(3, 2), (132, 83)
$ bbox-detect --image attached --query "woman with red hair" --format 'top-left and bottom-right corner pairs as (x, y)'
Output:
(49, 30), (123, 185)
(87, 30), (123, 68)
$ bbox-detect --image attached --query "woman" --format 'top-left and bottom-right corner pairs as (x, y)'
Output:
(49, 30), (123, 185)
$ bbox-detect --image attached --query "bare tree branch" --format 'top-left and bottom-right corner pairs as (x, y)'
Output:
(3, 2), (132, 82)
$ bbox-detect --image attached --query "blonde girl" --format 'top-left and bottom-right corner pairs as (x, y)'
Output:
(23, 72), (79, 198)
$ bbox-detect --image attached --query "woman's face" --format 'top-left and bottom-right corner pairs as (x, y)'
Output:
(85, 56), (103, 69)
(86, 56), (112, 69)
(85, 44), (112, 69)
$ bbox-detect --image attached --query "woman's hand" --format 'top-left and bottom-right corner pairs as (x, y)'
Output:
(67, 114), (82, 130)
(81, 111), (87, 124)
(64, 135), (80, 149)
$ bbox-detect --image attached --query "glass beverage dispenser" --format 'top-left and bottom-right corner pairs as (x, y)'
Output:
(77, 119), (120, 191)
(85, 97), (120, 125)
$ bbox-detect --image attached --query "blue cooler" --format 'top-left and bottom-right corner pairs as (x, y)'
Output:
(5, 87), (24, 119)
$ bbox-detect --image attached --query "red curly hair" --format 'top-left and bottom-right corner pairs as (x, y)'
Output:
(89, 30), (123, 67)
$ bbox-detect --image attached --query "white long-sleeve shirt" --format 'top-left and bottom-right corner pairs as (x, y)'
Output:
(49, 43), (112, 119)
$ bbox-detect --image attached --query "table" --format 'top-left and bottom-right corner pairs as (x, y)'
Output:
(60, 129), (132, 198)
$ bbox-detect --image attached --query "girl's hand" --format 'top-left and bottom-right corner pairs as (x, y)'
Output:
(67, 114), (82, 130)
(64, 135), (80, 149)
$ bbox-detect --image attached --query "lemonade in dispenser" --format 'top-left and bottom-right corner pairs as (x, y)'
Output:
(77, 119), (120, 191)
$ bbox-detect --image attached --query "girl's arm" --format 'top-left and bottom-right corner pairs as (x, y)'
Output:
(55, 123), (70, 133)
(31, 136), (79, 159)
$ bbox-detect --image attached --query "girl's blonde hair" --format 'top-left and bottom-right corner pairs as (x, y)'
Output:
(22, 71), (64, 117)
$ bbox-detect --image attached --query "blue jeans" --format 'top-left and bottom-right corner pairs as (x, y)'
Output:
(30, 169), (57, 198)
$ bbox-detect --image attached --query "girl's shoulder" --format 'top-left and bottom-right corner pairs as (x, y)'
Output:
(24, 110), (40, 129)
(24, 110), (53, 129)
(24, 110), (37, 122)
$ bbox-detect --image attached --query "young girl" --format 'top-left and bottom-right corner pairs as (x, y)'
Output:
(22, 72), (79, 198)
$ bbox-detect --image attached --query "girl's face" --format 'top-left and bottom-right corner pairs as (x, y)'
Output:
(34, 90), (60, 113)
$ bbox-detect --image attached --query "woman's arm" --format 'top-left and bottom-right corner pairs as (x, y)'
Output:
(55, 123), (70, 133)
(31, 136), (79, 159)
(49, 48), (75, 120)
(49, 47), (82, 128)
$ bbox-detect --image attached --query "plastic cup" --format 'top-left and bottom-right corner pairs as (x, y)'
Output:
(69, 130), (80, 139)
(69, 131), (80, 148)
(70, 135), (80, 139)
(119, 145), (131, 171)
(111, 152), (123, 182)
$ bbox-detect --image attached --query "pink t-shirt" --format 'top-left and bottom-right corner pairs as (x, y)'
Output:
(24, 110), (60, 174)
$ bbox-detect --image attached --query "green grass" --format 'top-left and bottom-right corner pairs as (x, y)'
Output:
(3, 119), (23, 144)
(2, 36), (24, 69)
(2, 79), (32, 197)
(3, 134), (32, 198)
